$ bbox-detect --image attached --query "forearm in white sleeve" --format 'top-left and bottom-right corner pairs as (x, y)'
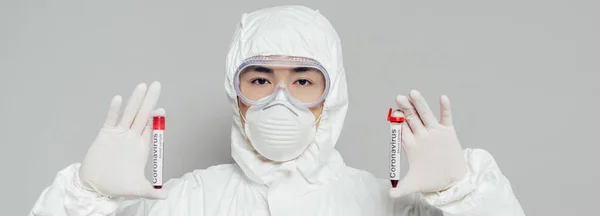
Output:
(29, 163), (121, 216)
(422, 148), (526, 216)
(29, 163), (205, 216)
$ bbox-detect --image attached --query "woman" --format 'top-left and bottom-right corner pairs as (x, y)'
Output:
(30, 5), (525, 216)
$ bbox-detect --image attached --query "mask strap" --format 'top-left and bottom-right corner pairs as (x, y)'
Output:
(238, 104), (249, 124)
(237, 106), (255, 144)
(314, 104), (325, 125)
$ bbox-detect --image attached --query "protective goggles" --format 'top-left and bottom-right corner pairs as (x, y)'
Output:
(233, 56), (331, 108)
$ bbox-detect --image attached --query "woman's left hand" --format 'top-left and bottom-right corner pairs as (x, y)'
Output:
(389, 90), (468, 198)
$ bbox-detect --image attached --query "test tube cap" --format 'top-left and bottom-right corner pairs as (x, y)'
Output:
(387, 108), (405, 123)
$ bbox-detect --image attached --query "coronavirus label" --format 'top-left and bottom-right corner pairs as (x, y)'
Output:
(389, 123), (401, 181)
(152, 130), (163, 188)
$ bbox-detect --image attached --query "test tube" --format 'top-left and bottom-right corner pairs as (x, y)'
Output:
(152, 115), (165, 189)
(387, 108), (404, 188)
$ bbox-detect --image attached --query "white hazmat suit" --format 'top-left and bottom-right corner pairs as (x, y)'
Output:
(30, 5), (525, 216)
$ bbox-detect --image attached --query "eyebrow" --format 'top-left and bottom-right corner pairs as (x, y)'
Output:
(250, 66), (314, 73)
(293, 67), (312, 72)
(252, 66), (273, 73)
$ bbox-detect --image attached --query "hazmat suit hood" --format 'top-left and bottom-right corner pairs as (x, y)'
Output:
(224, 5), (349, 185)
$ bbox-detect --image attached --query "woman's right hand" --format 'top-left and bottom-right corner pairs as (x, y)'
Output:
(78, 82), (168, 199)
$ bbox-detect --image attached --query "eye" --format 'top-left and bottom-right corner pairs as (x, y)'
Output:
(251, 78), (270, 85)
(295, 79), (312, 86)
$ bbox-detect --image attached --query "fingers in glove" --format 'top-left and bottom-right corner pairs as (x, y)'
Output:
(389, 174), (419, 198)
(439, 95), (453, 127)
(118, 83), (148, 129)
(142, 108), (165, 148)
(132, 81), (162, 134)
(401, 120), (416, 148)
(408, 90), (438, 127)
(141, 118), (153, 148)
(103, 95), (122, 128)
(395, 95), (426, 135)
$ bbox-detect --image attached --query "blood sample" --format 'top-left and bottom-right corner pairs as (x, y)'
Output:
(387, 108), (404, 188)
(152, 115), (165, 189)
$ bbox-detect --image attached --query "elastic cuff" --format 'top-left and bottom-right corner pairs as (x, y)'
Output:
(63, 164), (120, 214)
(422, 149), (477, 206)
(72, 166), (104, 198)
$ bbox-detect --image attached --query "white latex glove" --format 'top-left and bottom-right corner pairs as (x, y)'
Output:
(389, 90), (467, 198)
(78, 82), (168, 199)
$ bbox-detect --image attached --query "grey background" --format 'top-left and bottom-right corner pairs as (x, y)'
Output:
(1, 0), (598, 215)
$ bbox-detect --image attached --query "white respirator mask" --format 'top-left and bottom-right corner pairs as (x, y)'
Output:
(241, 90), (320, 162)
